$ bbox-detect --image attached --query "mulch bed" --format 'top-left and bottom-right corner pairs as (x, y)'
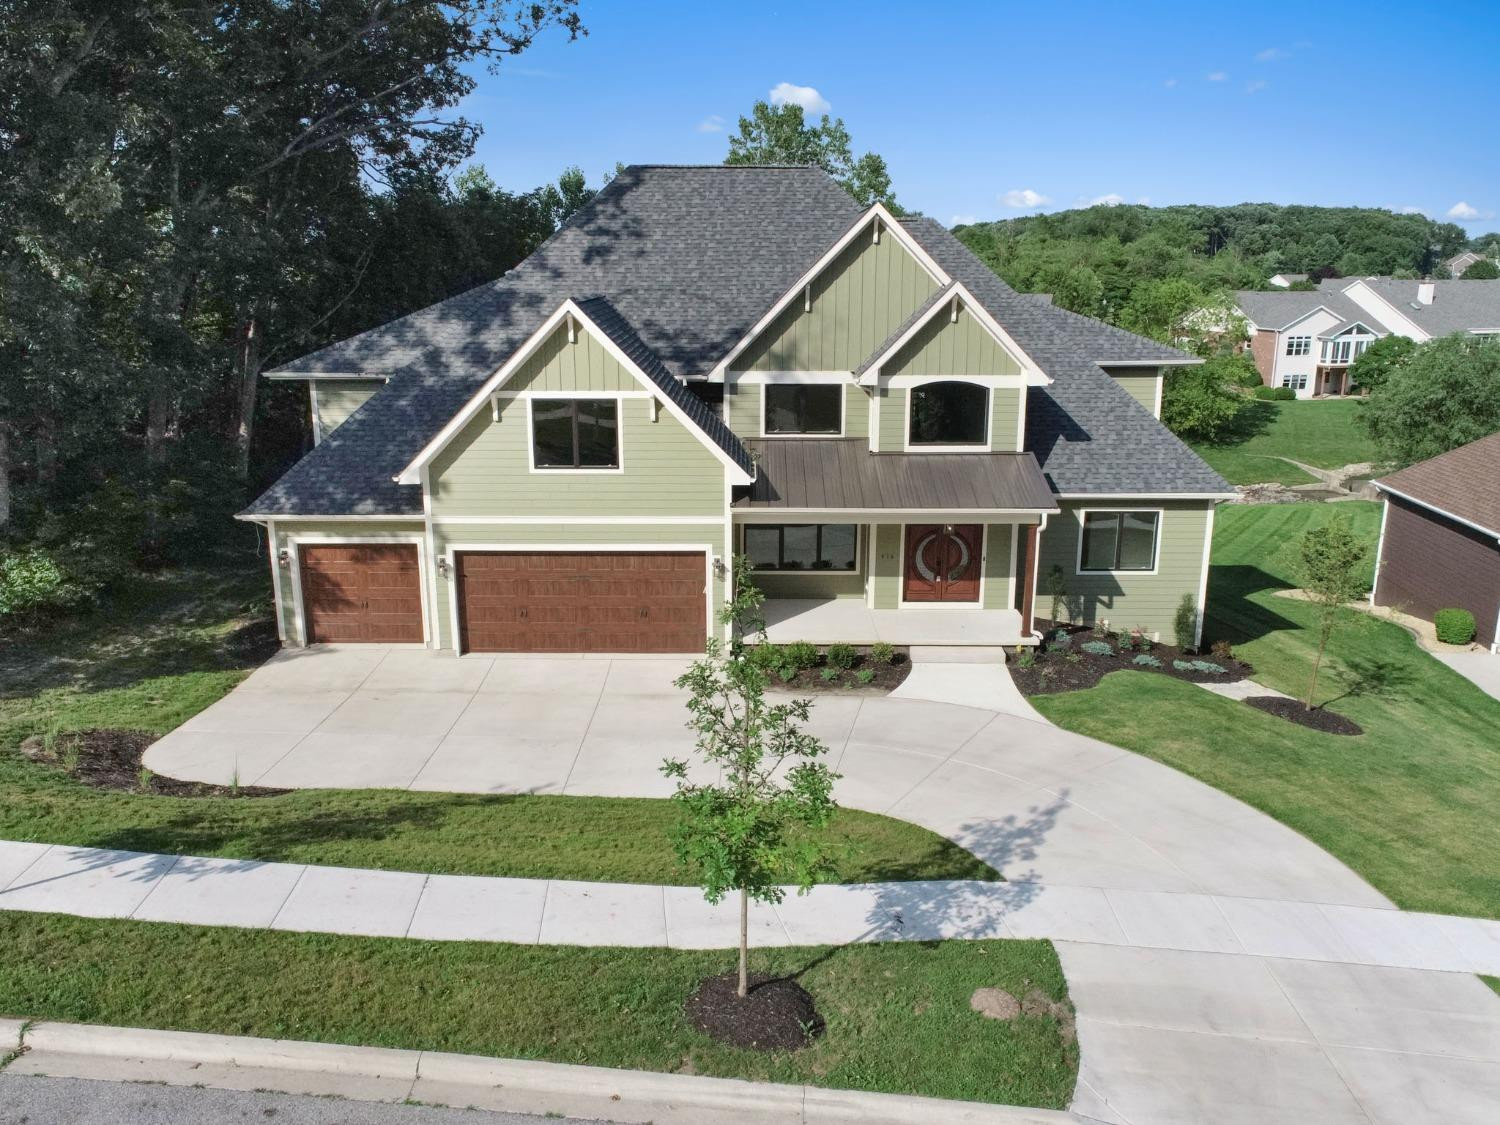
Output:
(770, 651), (911, 695)
(1243, 696), (1363, 736)
(19, 729), (288, 798)
(1009, 621), (1254, 697)
(685, 971), (824, 1050)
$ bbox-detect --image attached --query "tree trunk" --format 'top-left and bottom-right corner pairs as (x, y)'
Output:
(1305, 619), (1331, 710)
(738, 887), (749, 998)
(35, 410), (57, 485)
(0, 424), (11, 529)
(233, 314), (262, 479)
(145, 385), (171, 464)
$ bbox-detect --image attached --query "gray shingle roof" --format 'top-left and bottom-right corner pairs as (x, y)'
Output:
(245, 166), (1231, 516)
(1345, 277), (1500, 336)
(852, 283), (955, 378)
(1235, 288), (1369, 333)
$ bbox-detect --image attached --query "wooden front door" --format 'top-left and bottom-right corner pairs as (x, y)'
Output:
(902, 524), (983, 603)
(299, 544), (424, 643)
(456, 551), (706, 654)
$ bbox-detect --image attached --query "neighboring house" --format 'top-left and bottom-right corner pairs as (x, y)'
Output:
(1268, 272), (1309, 289)
(1446, 251), (1499, 278)
(242, 165), (1230, 656)
(1371, 432), (1500, 652)
(1237, 276), (1500, 398)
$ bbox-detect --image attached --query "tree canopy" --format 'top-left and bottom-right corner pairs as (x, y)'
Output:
(1360, 335), (1500, 465)
(725, 101), (899, 210)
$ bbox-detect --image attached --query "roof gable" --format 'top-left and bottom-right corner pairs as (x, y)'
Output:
(856, 281), (1048, 384)
(1377, 431), (1500, 539)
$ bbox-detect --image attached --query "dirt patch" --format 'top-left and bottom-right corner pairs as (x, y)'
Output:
(1009, 621), (1253, 697)
(969, 986), (1075, 1043)
(223, 616), (280, 664)
(19, 729), (288, 798)
(685, 972), (824, 1051)
(970, 987), (1021, 1020)
(765, 650), (911, 695)
(1243, 696), (1363, 736)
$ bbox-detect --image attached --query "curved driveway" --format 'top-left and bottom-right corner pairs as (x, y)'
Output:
(142, 646), (1500, 1123)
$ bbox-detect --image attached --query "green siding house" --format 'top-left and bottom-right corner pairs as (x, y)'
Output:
(242, 166), (1229, 654)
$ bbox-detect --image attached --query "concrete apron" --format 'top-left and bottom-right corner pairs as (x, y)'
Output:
(0, 1019), (1078, 1125)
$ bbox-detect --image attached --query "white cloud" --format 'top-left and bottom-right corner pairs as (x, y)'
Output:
(1137, 196), (1152, 206)
(1255, 47), (1290, 62)
(695, 115), (724, 133)
(1399, 205), (1426, 216)
(1447, 201), (1482, 220)
(1245, 80), (1267, 94)
(1206, 71), (1228, 82)
(1000, 188), (1050, 209)
(769, 82), (830, 115)
(949, 213), (978, 227)
(1088, 193), (1126, 207)
(1163, 77), (1178, 88)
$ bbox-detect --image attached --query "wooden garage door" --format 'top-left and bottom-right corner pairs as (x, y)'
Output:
(457, 551), (706, 654)
(299, 544), (424, 644)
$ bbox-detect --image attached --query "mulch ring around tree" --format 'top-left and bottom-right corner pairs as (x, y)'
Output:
(1243, 696), (1363, 736)
(685, 972), (825, 1050)
(18, 729), (288, 798)
(1008, 621), (1254, 697)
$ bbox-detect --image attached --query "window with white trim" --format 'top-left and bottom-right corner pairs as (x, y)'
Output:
(744, 524), (858, 571)
(1079, 511), (1159, 572)
(1285, 335), (1311, 356)
(531, 399), (619, 469)
(764, 383), (841, 434)
(908, 381), (989, 446)
(1280, 371), (1309, 391)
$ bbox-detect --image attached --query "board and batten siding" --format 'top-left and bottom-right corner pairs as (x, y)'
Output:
(1100, 366), (1163, 417)
(725, 380), (870, 442)
(872, 384), (1023, 452)
(732, 232), (938, 373)
(1036, 500), (1213, 640)
(428, 521), (730, 650)
(506, 326), (638, 393)
(313, 379), (385, 440)
(270, 520), (426, 642)
(982, 523), (1015, 610)
(884, 305), (1023, 380)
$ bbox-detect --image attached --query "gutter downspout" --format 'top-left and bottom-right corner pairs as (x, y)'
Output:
(1026, 512), (1050, 642)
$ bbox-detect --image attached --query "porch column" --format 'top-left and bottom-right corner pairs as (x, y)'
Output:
(1340, 369), (1350, 396)
(1019, 523), (1039, 635)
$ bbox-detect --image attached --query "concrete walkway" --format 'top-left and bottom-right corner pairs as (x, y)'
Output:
(1435, 650), (1500, 702)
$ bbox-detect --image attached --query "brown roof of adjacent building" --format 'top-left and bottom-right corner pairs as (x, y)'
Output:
(1375, 431), (1500, 537)
(735, 439), (1058, 512)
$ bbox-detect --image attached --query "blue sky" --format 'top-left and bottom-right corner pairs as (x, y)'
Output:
(462, 0), (1500, 233)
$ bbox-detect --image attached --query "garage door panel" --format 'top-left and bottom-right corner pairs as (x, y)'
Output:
(300, 544), (423, 644)
(457, 551), (706, 654)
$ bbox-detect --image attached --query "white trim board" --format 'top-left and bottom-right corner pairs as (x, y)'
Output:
(523, 395), (627, 476)
(901, 377), (991, 453)
(734, 508), (1052, 521)
(1374, 482), (1500, 542)
(759, 379), (847, 438)
(1072, 507), (1164, 578)
(395, 299), (753, 486)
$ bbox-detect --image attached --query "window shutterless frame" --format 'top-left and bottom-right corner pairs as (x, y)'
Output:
(527, 397), (623, 472)
(1074, 509), (1162, 575)
(742, 524), (861, 573)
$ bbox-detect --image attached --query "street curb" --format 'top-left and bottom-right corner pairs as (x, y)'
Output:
(4, 1018), (1080, 1124)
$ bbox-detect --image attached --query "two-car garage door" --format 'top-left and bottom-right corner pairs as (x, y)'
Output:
(456, 551), (706, 654)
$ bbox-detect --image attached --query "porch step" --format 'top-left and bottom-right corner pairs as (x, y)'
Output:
(908, 645), (1010, 665)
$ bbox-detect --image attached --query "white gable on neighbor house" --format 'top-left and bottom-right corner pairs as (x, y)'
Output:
(1339, 280), (1428, 341)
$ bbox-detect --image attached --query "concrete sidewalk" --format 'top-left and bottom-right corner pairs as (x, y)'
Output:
(4, 839), (1500, 975)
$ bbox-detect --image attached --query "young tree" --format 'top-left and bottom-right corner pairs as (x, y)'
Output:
(1361, 336), (1500, 464)
(663, 564), (839, 998)
(1160, 355), (1247, 442)
(725, 101), (899, 210)
(1296, 518), (1369, 710)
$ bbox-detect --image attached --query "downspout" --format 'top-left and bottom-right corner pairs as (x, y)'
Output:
(1026, 512), (1050, 642)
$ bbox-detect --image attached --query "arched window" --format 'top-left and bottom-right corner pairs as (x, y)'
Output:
(908, 381), (989, 446)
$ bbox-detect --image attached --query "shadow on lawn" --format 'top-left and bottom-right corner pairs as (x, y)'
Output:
(1202, 565), (1302, 647)
(1197, 399), (1279, 453)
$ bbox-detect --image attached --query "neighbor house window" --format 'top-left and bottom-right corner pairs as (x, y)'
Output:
(531, 398), (619, 469)
(1285, 336), (1311, 356)
(908, 381), (989, 446)
(1280, 371), (1309, 391)
(1079, 511), (1159, 572)
(744, 524), (858, 571)
(764, 383), (842, 434)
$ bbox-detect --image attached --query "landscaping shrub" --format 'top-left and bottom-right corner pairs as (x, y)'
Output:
(1171, 660), (1194, 671)
(1189, 660), (1226, 674)
(1080, 640), (1113, 656)
(1434, 608), (1477, 645)
(1015, 647), (1036, 669)
(819, 666), (841, 684)
(0, 549), (88, 623)
(1253, 385), (1296, 400)
(748, 644), (782, 673)
(854, 667), (875, 685)
(1131, 654), (1161, 668)
(1210, 639), (1234, 661)
(825, 643), (857, 671)
(782, 641), (820, 673)
(868, 642), (895, 665)
(1173, 593), (1198, 652)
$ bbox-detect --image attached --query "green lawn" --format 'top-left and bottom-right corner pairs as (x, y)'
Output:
(0, 913), (1077, 1108)
(1034, 502), (1500, 919)
(0, 566), (994, 886)
(1190, 399), (1382, 486)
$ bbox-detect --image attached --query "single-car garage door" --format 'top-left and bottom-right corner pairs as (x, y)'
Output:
(457, 551), (706, 653)
(299, 544), (424, 644)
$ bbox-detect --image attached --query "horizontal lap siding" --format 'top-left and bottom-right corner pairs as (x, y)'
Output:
(314, 379), (385, 437)
(1037, 501), (1212, 639)
(733, 234), (938, 373)
(871, 524), (903, 609)
(990, 388), (1022, 452)
(876, 387), (906, 451)
(1375, 496), (1500, 646)
(1107, 373), (1161, 416)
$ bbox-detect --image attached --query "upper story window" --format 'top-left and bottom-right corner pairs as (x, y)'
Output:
(531, 398), (619, 470)
(908, 381), (989, 447)
(764, 383), (841, 435)
(1285, 335), (1311, 356)
(1078, 510), (1160, 573)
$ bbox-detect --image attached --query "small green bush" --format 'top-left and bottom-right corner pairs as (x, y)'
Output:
(0, 549), (86, 622)
(782, 641), (820, 673)
(854, 667), (876, 685)
(1189, 660), (1226, 674)
(747, 644), (782, 672)
(1173, 593), (1198, 653)
(1434, 608), (1477, 645)
(868, 641), (896, 665)
(1253, 385), (1296, 401)
(825, 643), (857, 671)
(819, 666), (841, 684)
(1132, 654), (1162, 668)
(1014, 647), (1037, 669)
(1080, 640), (1113, 656)
(1064, 652), (1082, 665)
(1171, 660), (1195, 671)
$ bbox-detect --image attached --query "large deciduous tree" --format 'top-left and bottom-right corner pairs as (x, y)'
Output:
(1360, 335), (1500, 465)
(725, 101), (899, 210)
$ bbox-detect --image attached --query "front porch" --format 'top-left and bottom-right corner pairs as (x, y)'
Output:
(762, 598), (1030, 646)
